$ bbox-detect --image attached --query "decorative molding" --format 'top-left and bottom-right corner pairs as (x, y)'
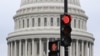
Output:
(16, 6), (85, 17)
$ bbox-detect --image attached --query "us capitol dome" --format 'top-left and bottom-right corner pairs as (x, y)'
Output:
(7, 0), (94, 56)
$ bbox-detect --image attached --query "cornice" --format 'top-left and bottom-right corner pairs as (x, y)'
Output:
(7, 30), (94, 43)
(13, 6), (87, 19)
(7, 27), (94, 40)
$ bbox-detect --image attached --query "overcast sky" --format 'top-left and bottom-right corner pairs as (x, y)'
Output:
(0, 0), (100, 56)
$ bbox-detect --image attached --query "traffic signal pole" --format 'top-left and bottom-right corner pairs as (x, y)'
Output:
(64, 0), (68, 13)
(64, 0), (69, 56)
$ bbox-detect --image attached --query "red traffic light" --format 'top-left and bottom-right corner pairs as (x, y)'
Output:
(49, 41), (59, 52)
(62, 15), (71, 24)
(51, 43), (57, 51)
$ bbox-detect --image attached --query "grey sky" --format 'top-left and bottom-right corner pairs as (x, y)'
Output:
(0, 0), (99, 56)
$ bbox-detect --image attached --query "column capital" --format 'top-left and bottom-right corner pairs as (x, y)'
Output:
(76, 39), (79, 42)
(39, 38), (42, 40)
(32, 38), (35, 40)
(25, 38), (28, 41)
(7, 41), (11, 44)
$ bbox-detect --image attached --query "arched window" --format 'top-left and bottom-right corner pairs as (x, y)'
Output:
(51, 18), (53, 26)
(27, 19), (29, 27)
(57, 18), (60, 26)
(44, 18), (47, 26)
(32, 18), (34, 27)
(38, 18), (41, 26)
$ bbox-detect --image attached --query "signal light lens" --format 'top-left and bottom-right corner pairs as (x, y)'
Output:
(62, 15), (71, 24)
(51, 43), (57, 51)
(63, 26), (72, 35)
(49, 41), (59, 52)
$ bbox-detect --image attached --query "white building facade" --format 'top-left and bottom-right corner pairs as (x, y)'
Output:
(7, 0), (94, 56)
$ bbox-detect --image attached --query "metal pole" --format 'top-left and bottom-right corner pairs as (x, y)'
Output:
(64, 0), (68, 56)
(65, 47), (68, 56)
(64, 0), (68, 14)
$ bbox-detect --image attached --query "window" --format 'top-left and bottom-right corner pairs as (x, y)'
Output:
(57, 18), (60, 26)
(27, 19), (29, 27)
(44, 18), (47, 26)
(38, 18), (41, 26)
(74, 19), (76, 28)
(23, 20), (24, 28)
(51, 18), (53, 26)
(32, 18), (34, 27)
(15, 20), (17, 29)
(19, 20), (21, 28)
(78, 20), (80, 28)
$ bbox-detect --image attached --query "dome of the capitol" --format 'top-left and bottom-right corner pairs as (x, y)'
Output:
(7, 0), (94, 56)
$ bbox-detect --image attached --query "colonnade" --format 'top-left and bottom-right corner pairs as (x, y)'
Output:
(8, 38), (50, 56)
(68, 40), (93, 56)
(8, 38), (93, 56)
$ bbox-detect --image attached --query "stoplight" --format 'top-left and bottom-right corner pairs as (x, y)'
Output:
(60, 14), (72, 47)
(49, 41), (60, 56)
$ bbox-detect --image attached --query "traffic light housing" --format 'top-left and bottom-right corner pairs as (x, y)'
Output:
(49, 41), (60, 56)
(60, 14), (72, 47)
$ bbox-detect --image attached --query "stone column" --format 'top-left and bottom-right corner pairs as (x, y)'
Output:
(91, 43), (93, 56)
(35, 17), (38, 27)
(41, 17), (44, 26)
(72, 41), (75, 56)
(24, 18), (27, 28)
(46, 38), (49, 56)
(78, 41), (81, 56)
(14, 20), (16, 30)
(29, 18), (32, 27)
(25, 39), (28, 56)
(71, 16), (74, 28)
(8, 42), (10, 56)
(20, 19), (23, 28)
(81, 41), (84, 56)
(11, 42), (13, 56)
(47, 17), (50, 26)
(85, 41), (88, 56)
(69, 43), (72, 56)
(54, 17), (57, 26)
(89, 42), (92, 56)
(39, 39), (42, 56)
(23, 42), (25, 56)
(16, 20), (19, 29)
(76, 40), (79, 56)
(60, 46), (64, 56)
(14, 41), (17, 56)
(19, 40), (22, 56)
(32, 39), (35, 56)
(28, 41), (31, 56)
